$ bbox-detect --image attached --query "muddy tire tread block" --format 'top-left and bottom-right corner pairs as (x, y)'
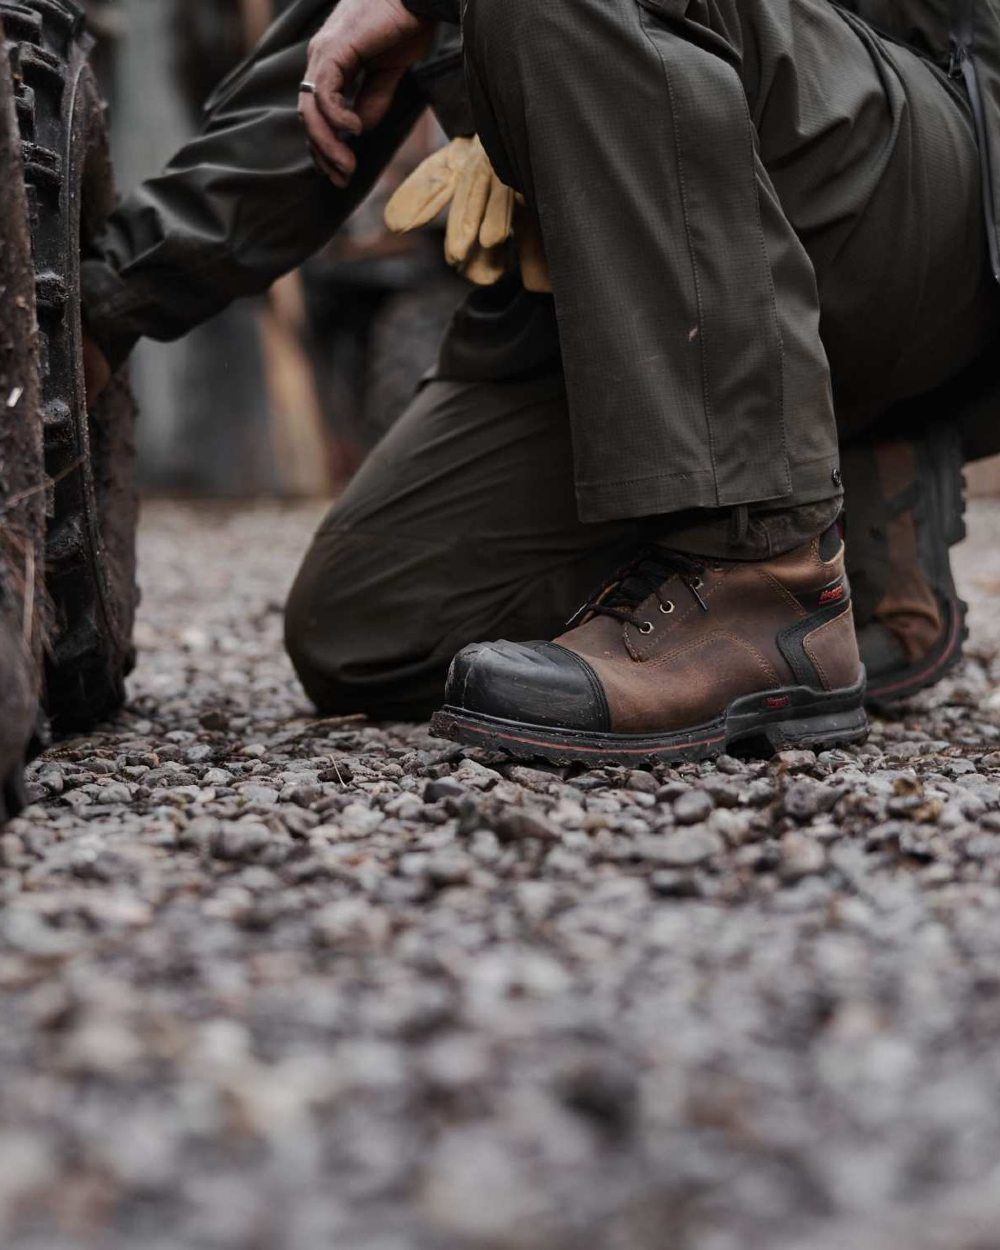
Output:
(0, 22), (44, 821)
(3, 0), (139, 732)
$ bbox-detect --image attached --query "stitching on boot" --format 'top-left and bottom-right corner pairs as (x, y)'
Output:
(643, 630), (781, 685)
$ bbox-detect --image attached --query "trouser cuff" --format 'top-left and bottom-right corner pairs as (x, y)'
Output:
(658, 497), (843, 561)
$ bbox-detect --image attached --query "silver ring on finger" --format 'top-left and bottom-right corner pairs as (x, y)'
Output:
(299, 80), (317, 95)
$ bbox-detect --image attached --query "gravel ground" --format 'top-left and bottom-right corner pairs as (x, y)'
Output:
(3, 498), (1000, 1250)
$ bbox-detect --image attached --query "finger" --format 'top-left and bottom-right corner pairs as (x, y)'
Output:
(308, 140), (349, 188)
(463, 243), (506, 286)
(312, 86), (363, 137)
(384, 145), (459, 232)
(299, 94), (356, 182)
(479, 176), (515, 250)
(309, 144), (349, 189)
(356, 66), (408, 130)
(300, 93), (353, 169)
(446, 144), (492, 266)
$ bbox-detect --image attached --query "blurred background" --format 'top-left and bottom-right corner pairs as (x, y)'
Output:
(85, 0), (466, 499)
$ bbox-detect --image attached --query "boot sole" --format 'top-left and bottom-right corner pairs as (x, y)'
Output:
(431, 679), (869, 768)
(865, 596), (968, 709)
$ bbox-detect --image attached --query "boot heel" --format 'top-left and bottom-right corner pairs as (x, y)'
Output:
(754, 706), (869, 754)
(724, 681), (869, 757)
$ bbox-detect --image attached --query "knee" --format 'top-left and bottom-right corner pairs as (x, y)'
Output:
(283, 523), (450, 722)
(284, 555), (360, 716)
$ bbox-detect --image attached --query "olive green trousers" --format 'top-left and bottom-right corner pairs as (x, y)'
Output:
(286, 0), (999, 718)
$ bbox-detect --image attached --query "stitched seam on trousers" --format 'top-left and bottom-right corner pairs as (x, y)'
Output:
(741, 94), (788, 482)
(576, 467), (717, 489)
(637, 6), (716, 498)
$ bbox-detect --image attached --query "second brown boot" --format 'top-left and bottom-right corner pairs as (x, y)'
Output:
(433, 526), (868, 766)
(842, 428), (968, 708)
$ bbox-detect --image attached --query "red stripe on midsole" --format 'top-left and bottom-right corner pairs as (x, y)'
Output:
(449, 718), (727, 756)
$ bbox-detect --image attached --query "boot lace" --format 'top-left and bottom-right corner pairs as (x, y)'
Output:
(577, 548), (709, 634)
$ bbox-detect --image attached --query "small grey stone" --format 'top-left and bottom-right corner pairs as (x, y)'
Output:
(673, 790), (714, 825)
(650, 870), (704, 898)
(779, 831), (827, 880)
(453, 759), (501, 790)
(962, 832), (1000, 861)
(238, 784), (279, 806)
(493, 808), (562, 844)
(782, 779), (838, 821)
(202, 767), (233, 787)
(648, 827), (724, 867)
(424, 777), (467, 803)
(773, 749), (819, 775)
(424, 850), (474, 887)
(625, 769), (659, 794)
(211, 822), (272, 861)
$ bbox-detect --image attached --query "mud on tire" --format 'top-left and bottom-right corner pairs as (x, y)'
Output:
(2, 0), (138, 732)
(0, 30), (44, 821)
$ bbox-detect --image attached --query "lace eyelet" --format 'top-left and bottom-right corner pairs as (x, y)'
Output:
(639, 622), (654, 635)
(692, 577), (704, 590)
(659, 601), (675, 615)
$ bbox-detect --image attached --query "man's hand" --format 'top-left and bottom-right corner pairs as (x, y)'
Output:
(299, 0), (434, 189)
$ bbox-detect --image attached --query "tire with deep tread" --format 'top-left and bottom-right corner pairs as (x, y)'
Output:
(2, 0), (138, 732)
(0, 27), (45, 822)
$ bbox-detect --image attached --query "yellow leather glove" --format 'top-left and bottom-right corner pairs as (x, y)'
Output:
(385, 136), (552, 293)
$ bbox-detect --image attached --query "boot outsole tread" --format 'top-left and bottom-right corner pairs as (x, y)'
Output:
(433, 680), (870, 768)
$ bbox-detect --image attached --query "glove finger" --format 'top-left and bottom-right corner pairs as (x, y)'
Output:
(479, 176), (515, 250)
(446, 141), (494, 266)
(515, 204), (553, 294)
(463, 243), (507, 286)
(384, 142), (464, 233)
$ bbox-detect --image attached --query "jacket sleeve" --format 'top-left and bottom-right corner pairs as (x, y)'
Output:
(82, 0), (427, 366)
(401, 0), (461, 20)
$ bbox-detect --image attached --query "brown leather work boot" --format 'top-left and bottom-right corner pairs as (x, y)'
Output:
(432, 526), (868, 766)
(842, 429), (967, 708)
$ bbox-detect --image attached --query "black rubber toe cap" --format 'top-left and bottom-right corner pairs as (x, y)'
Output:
(444, 640), (610, 732)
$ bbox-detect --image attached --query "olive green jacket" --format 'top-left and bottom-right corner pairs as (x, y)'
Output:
(84, 0), (1000, 370)
(82, 1), (469, 366)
